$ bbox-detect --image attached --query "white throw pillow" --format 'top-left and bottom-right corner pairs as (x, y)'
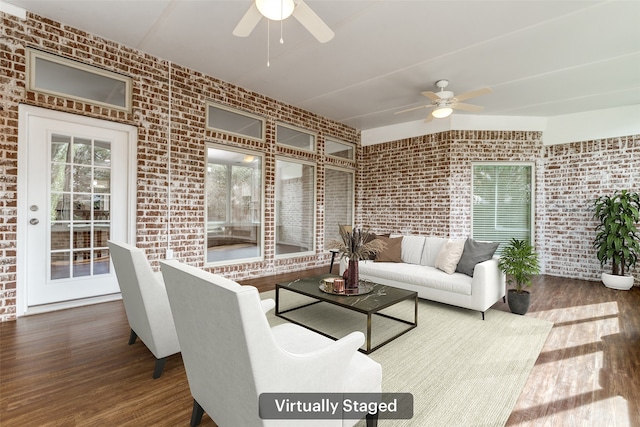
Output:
(434, 240), (465, 274)
(391, 234), (426, 265)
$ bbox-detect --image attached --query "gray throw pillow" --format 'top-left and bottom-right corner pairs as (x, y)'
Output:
(456, 238), (500, 277)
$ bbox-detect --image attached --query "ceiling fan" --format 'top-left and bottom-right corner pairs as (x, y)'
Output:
(395, 80), (492, 122)
(233, 0), (334, 43)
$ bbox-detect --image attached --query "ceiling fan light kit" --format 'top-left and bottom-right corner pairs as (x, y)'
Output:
(234, 0), (335, 43)
(256, 0), (294, 21)
(432, 106), (453, 119)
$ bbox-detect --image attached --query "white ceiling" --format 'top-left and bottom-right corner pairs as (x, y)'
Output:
(6, 0), (640, 131)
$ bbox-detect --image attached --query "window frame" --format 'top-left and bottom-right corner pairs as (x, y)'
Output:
(206, 102), (266, 142)
(276, 122), (317, 153)
(471, 161), (535, 252)
(204, 143), (265, 266)
(26, 48), (132, 112)
(274, 156), (317, 258)
(323, 166), (355, 250)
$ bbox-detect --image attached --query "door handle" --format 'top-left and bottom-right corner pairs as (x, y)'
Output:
(29, 218), (39, 225)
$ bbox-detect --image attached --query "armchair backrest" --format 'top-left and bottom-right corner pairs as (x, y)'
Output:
(160, 260), (276, 427)
(108, 241), (179, 358)
(161, 260), (381, 427)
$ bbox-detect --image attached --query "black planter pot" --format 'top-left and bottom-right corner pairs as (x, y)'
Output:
(507, 289), (530, 315)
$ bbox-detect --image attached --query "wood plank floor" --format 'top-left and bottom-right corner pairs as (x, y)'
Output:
(1, 268), (639, 426)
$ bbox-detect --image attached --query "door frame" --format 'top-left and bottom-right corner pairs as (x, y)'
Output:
(16, 105), (138, 317)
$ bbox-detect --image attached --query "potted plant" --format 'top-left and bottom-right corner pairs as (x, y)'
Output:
(592, 190), (640, 290)
(498, 238), (540, 315)
(329, 228), (385, 288)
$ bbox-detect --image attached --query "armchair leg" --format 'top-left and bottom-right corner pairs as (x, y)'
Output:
(128, 329), (138, 345)
(152, 357), (167, 379)
(481, 311), (485, 321)
(190, 400), (204, 427)
(366, 411), (379, 427)
(329, 251), (337, 273)
(503, 296), (506, 303)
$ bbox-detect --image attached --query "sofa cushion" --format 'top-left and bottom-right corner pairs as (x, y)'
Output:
(420, 237), (448, 267)
(456, 238), (500, 277)
(374, 236), (403, 262)
(434, 240), (465, 274)
(359, 261), (472, 295)
(390, 234), (426, 265)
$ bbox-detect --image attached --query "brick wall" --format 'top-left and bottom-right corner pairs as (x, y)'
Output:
(0, 11), (357, 321)
(1, 10), (638, 321)
(358, 130), (640, 286)
(540, 135), (640, 282)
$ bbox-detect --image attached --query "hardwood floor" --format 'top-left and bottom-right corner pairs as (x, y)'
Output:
(1, 269), (639, 426)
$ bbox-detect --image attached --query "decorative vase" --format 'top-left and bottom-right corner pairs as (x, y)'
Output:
(601, 273), (634, 290)
(507, 289), (530, 315)
(347, 259), (359, 289)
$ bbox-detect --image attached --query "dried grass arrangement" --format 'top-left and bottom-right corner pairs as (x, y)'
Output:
(329, 227), (386, 261)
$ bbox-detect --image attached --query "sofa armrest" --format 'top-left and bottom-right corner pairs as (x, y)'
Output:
(470, 258), (506, 310)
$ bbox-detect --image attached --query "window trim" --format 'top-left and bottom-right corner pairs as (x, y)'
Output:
(471, 161), (535, 249)
(206, 102), (266, 142)
(26, 48), (132, 112)
(276, 122), (317, 153)
(325, 137), (356, 161)
(204, 143), (265, 266)
(274, 156), (317, 259)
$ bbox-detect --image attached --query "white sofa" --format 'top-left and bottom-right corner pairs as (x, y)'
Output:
(342, 235), (505, 319)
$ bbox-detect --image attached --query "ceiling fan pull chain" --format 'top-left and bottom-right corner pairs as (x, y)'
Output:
(267, 19), (270, 67)
(280, 0), (285, 44)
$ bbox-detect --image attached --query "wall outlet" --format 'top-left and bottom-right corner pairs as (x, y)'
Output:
(166, 249), (174, 259)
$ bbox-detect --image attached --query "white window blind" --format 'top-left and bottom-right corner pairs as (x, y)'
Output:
(472, 163), (534, 253)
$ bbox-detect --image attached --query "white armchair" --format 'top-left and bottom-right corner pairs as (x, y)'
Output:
(108, 241), (180, 379)
(160, 259), (382, 427)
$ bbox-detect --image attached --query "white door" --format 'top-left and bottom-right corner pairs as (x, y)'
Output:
(18, 106), (136, 310)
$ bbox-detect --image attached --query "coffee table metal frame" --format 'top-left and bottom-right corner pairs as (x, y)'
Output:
(275, 274), (418, 354)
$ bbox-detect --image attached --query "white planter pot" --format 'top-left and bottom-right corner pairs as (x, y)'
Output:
(601, 272), (634, 290)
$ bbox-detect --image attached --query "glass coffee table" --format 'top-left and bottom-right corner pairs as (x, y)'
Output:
(276, 274), (418, 354)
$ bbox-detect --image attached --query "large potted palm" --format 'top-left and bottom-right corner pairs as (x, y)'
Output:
(498, 238), (540, 315)
(592, 190), (640, 290)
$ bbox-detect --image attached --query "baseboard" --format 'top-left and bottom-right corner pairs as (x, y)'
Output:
(23, 293), (122, 316)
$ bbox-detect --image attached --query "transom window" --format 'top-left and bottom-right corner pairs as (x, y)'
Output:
(206, 103), (264, 141)
(276, 123), (316, 152)
(326, 138), (355, 161)
(27, 48), (132, 111)
(472, 162), (534, 253)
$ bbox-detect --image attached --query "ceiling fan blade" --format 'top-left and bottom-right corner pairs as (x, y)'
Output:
(424, 113), (434, 123)
(454, 87), (492, 102)
(420, 91), (440, 102)
(292, 0), (335, 43)
(233, 3), (263, 37)
(394, 105), (429, 115)
(452, 103), (484, 112)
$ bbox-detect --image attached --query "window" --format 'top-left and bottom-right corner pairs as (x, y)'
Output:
(206, 146), (263, 264)
(275, 158), (316, 256)
(206, 103), (264, 140)
(27, 48), (132, 111)
(324, 167), (354, 249)
(326, 138), (355, 161)
(472, 163), (534, 253)
(276, 124), (315, 152)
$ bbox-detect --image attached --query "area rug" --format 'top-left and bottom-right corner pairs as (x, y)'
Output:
(262, 290), (553, 427)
